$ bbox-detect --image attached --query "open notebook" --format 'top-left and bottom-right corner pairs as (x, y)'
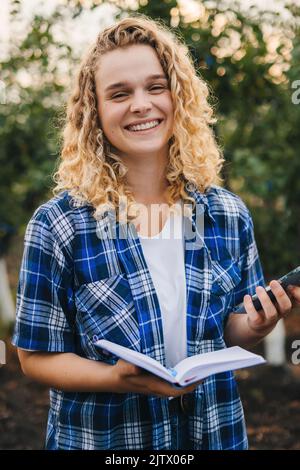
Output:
(94, 339), (266, 387)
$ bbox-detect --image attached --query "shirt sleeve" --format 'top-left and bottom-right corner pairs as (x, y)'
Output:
(230, 208), (266, 314)
(11, 208), (76, 352)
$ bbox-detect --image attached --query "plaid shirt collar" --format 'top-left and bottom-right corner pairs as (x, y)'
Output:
(100, 183), (216, 242)
(185, 182), (216, 224)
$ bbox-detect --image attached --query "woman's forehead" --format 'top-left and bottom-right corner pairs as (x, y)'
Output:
(95, 44), (165, 85)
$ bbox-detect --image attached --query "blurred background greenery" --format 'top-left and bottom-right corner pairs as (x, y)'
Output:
(1, 0), (300, 321)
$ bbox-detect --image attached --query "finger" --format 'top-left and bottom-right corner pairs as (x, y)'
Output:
(117, 359), (142, 376)
(154, 380), (201, 398)
(255, 285), (278, 322)
(244, 293), (266, 329)
(269, 280), (292, 317)
(145, 376), (182, 397)
(287, 285), (300, 306)
(171, 380), (202, 397)
(191, 380), (203, 389)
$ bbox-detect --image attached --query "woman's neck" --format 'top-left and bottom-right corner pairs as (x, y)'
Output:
(124, 156), (169, 205)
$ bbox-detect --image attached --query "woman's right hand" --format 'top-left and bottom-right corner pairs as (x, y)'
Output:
(112, 359), (202, 398)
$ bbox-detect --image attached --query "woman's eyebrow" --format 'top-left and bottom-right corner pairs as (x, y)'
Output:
(104, 74), (168, 92)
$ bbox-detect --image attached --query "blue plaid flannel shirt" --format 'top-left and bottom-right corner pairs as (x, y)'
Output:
(12, 184), (265, 450)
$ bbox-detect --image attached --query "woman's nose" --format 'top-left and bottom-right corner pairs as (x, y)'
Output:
(130, 93), (152, 113)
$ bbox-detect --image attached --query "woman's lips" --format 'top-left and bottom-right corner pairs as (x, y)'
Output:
(124, 119), (164, 135)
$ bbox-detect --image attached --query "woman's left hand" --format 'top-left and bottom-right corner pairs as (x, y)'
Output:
(245, 281), (300, 336)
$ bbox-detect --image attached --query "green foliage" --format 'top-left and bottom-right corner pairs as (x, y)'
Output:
(169, 0), (300, 280)
(0, 2), (75, 247)
(1, 0), (300, 281)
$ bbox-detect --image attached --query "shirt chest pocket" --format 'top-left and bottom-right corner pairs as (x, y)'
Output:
(74, 273), (141, 357)
(203, 257), (242, 340)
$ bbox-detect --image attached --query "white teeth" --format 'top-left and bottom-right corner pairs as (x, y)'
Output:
(127, 120), (160, 132)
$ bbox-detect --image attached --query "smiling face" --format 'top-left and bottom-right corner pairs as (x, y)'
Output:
(95, 44), (174, 163)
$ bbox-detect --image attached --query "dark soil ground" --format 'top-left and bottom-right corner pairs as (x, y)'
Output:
(1, 312), (300, 450)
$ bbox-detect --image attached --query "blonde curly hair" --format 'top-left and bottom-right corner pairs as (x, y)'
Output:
(53, 14), (224, 222)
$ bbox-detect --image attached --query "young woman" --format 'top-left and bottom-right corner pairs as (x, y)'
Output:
(12, 15), (300, 450)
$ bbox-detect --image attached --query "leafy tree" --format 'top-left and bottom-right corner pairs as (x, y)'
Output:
(0, 1), (76, 321)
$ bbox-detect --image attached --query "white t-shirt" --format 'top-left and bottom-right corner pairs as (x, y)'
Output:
(139, 199), (187, 370)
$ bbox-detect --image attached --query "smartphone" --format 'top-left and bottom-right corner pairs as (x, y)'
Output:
(232, 265), (300, 313)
